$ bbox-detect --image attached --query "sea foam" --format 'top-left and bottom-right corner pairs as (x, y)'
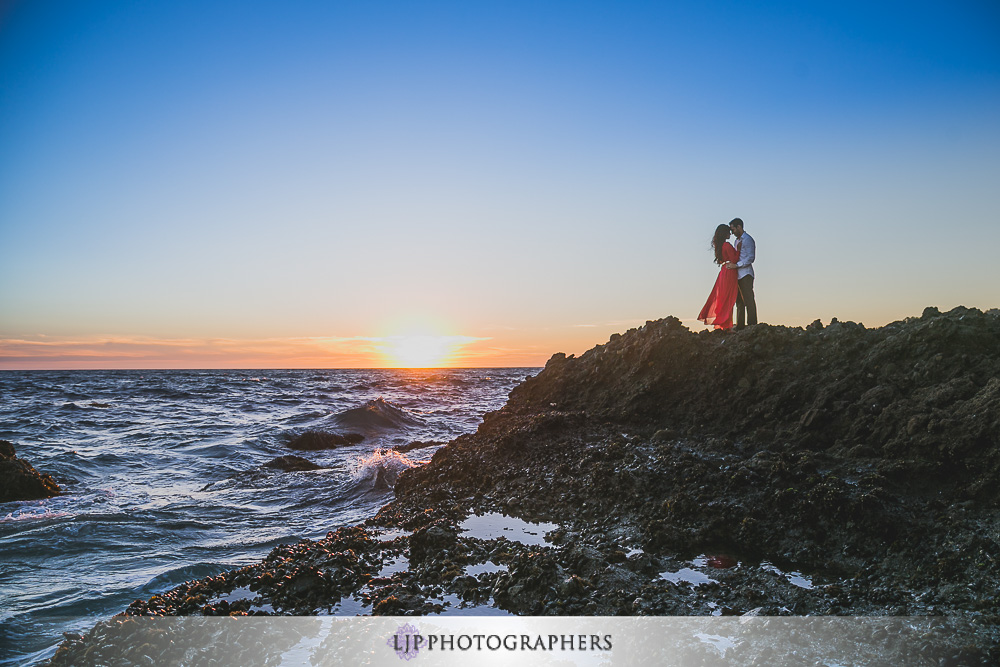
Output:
(352, 448), (420, 490)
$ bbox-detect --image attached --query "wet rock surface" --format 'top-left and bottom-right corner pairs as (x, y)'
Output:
(46, 307), (1000, 665)
(0, 439), (60, 502)
(263, 455), (323, 472)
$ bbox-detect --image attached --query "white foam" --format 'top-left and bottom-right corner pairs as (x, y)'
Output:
(351, 449), (418, 488)
(0, 508), (73, 524)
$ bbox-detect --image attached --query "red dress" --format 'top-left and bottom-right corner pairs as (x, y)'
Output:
(698, 242), (739, 330)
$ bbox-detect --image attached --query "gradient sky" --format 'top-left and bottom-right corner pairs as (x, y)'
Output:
(2, 0), (998, 368)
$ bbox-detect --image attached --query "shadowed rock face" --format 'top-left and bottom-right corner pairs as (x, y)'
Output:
(0, 440), (60, 502)
(491, 307), (1000, 501)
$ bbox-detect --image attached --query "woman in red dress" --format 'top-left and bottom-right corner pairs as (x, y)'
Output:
(698, 224), (739, 330)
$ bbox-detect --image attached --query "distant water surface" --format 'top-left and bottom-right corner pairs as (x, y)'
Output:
(0, 368), (535, 665)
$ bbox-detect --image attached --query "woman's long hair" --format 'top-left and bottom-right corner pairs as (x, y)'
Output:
(711, 224), (730, 264)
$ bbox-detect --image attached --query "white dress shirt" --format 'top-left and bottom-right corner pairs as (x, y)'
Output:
(734, 232), (755, 280)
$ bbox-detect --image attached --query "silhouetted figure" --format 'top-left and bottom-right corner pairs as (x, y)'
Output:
(698, 224), (739, 330)
(725, 218), (756, 328)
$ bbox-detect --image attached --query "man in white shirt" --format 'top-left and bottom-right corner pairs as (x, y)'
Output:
(725, 217), (757, 328)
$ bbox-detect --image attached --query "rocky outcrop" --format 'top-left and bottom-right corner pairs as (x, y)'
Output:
(45, 307), (1000, 665)
(0, 440), (61, 502)
(501, 306), (1000, 501)
(384, 307), (999, 615)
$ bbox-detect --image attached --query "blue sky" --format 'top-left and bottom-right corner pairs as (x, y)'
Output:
(1, 0), (998, 367)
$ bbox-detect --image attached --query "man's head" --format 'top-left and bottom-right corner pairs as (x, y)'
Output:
(729, 218), (744, 237)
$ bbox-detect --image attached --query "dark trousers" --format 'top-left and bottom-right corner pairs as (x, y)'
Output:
(736, 275), (757, 328)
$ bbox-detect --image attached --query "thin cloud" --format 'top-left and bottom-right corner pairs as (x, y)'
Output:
(571, 318), (650, 329)
(0, 334), (498, 369)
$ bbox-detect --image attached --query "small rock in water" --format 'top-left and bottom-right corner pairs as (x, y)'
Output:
(0, 439), (61, 502)
(263, 455), (322, 472)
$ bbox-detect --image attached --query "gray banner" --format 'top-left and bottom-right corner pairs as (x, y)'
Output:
(40, 615), (994, 666)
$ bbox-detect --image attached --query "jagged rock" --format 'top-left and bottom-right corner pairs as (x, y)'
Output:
(0, 440), (60, 502)
(408, 522), (458, 564)
(263, 455), (322, 471)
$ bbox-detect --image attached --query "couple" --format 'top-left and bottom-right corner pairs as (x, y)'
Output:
(698, 217), (757, 330)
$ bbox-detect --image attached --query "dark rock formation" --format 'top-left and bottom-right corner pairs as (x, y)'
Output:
(45, 307), (1000, 665)
(503, 308), (1000, 500)
(0, 440), (60, 502)
(263, 455), (322, 472)
(286, 430), (364, 451)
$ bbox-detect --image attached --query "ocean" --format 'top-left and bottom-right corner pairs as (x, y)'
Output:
(0, 368), (536, 665)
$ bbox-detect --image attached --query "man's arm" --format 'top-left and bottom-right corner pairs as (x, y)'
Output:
(725, 236), (755, 269)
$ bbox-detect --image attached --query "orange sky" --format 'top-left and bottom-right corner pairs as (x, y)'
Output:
(0, 327), (628, 369)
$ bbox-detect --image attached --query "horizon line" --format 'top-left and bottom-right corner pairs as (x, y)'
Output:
(0, 366), (545, 372)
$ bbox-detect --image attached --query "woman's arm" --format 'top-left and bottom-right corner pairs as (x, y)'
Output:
(723, 242), (739, 268)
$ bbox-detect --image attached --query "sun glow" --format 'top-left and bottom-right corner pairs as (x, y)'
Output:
(385, 334), (458, 368)
(374, 315), (487, 368)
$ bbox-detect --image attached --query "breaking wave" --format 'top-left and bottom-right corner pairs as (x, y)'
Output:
(333, 397), (424, 432)
(352, 449), (420, 491)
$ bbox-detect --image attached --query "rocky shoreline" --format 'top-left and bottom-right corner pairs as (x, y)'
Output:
(46, 307), (1000, 665)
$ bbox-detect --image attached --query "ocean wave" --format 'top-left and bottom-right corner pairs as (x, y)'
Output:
(137, 563), (231, 595)
(351, 449), (420, 491)
(0, 367), (528, 659)
(0, 508), (73, 524)
(286, 430), (364, 451)
(59, 401), (112, 411)
(333, 398), (423, 432)
(137, 387), (196, 399)
(280, 410), (330, 426)
(423, 373), (471, 385)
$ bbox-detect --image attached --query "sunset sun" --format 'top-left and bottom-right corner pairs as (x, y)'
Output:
(385, 334), (455, 368)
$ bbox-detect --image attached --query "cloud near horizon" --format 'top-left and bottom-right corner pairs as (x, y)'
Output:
(0, 334), (517, 369)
